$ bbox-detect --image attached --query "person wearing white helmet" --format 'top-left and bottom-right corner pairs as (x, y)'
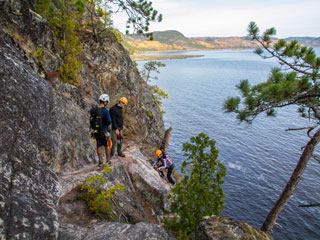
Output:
(90, 94), (112, 167)
(99, 94), (109, 102)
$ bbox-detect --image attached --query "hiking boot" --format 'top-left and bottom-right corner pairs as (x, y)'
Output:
(98, 162), (103, 167)
(118, 153), (125, 157)
(108, 161), (111, 166)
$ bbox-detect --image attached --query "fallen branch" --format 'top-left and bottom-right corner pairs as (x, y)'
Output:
(285, 126), (317, 131)
(298, 203), (320, 208)
(286, 125), (318, 138)
(111, 198), (128, 223)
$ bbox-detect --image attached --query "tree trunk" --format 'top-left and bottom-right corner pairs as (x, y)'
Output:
(261, 128), (320, 233)
(161, 127), (172, 154)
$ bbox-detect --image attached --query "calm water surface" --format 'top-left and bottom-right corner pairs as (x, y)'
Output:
(138, 49), (320, 240)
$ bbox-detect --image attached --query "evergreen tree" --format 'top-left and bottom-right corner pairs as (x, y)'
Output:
(140, 61), (168, 113)
(164, 133), (226, 238)
(141, 60), (165, 82)
(224, 22), (320, 233)
(35, 0), (84, 84)
(35, 0), (162, 84)
(85, 0), (163, 40)
(110, 0), (162, 40)
(84, 0), (113, 42)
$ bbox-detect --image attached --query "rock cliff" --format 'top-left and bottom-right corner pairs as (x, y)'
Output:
(0, 0), (166, 239)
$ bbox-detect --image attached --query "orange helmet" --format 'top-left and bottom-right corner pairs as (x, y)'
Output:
(120, 97), (128, 105)
(155, 149), (162, 157)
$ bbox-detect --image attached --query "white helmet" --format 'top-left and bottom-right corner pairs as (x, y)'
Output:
(99, 94), (109, 102)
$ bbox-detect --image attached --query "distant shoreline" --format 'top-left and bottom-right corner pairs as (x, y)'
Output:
(131, 54), (205, 61)
(131, 48), (258, 61)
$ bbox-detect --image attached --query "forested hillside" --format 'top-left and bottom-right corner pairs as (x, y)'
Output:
(124, 30), (320, 53)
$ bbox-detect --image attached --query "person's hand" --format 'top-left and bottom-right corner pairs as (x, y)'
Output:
(115, 129), (119, 135)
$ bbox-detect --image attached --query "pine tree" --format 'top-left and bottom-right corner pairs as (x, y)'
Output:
(224, 22), (320, 233)
(84, 0), (113, 42)
(35, 0), (84, 85)
(110, 0), (162, 40)
(84, 0), (162, 40)
(140, 61), (168, 113)
(164, 133), (226, 238)
(35, 0), (162, 84)
(141, 60), (166, 82)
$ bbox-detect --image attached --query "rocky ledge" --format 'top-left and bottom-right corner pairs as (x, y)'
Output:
(192, 216), (273, 240)
(58, 144), (172, 229)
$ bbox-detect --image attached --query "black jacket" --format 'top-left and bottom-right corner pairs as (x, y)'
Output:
(109, 104), (124, 130)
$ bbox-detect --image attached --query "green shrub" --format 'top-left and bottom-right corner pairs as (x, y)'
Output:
(35, 0), (83, 85)
(78, 164), (125, 218)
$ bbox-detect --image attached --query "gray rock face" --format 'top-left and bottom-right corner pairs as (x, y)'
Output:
(58, 160), (148, 225)
(0, 0), (167, 239)
(124, 145), (171, 216)
(191, 216), (273, 240)
(58, 222), (174, 240)
(58, 144), (172, 226)
(0, 29), (59, 239)
(0, 0), (165, 175)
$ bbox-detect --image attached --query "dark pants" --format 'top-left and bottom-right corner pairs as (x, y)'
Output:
(167, 165), (175, 185)
(111, 129), (123, 157)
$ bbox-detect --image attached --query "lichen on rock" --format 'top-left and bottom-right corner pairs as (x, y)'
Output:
(191, 216), (273, 240)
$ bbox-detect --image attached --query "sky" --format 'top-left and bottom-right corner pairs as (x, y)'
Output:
(111, 0), (320, 38)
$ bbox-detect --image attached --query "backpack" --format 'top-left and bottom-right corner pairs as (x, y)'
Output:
(90, 107), (105, 138)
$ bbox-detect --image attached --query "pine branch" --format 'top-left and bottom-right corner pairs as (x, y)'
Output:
(255, 39), (319, 77)
(247, 91), (320, 119)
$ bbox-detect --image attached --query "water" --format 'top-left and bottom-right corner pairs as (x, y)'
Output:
(138, 49), (320, 240)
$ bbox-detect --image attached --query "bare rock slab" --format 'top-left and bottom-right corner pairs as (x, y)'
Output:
(191, 216), (273, 240)
(58, 222), (174, 240)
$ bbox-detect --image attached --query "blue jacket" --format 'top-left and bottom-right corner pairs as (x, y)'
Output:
(102, 107), (112, 132)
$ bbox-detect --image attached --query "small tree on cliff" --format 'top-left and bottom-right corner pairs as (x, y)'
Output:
(35, 0), (162, 83)
(110, 0), (162, 39)
(141, 61), (168, 113)
(224, 22), (320, 233)
(35, 0), (85, 85)
(141, 61), (166, 82)
(164, 133), (226, 238)
(84, 0), (162, 40)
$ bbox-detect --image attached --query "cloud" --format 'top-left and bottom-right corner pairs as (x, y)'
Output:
(112, 0), (320, 37)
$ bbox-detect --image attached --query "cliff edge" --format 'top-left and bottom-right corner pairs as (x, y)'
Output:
(0, 0), (166, 239)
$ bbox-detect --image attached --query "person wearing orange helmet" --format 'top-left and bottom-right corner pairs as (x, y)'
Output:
(153, 149), (175, 185)
(110, 97), (128, 158)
